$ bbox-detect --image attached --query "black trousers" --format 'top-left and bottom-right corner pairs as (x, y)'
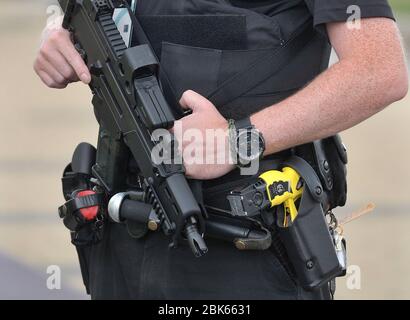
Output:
(86, 222), (333, 300)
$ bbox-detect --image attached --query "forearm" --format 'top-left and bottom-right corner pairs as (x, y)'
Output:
(251, 59), (391, 155)
(251, 19), (408, 156)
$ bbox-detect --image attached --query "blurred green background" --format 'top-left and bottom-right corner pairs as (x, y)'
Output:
(390, 0), (410, 13)
(0, 0), (409, 299)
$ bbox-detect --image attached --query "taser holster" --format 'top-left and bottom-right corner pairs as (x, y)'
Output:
(275, 156), (344, 290)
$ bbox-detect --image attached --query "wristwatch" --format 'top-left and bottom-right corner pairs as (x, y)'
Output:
(228, 117), (266, 168)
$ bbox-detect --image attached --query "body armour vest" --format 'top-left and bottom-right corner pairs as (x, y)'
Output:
(134, 0), (331, 120)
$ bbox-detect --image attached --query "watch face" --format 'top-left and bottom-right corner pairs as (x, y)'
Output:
(236, 129), (264, 163)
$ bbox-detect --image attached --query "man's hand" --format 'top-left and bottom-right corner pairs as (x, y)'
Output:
(172, 90), (235, 180)
(33, 16), (91, 88)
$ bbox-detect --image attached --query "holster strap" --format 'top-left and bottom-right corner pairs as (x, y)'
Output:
(59, 193), (104, 219)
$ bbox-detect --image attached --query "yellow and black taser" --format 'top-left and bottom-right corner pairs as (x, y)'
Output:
(227, 167), (303, 226)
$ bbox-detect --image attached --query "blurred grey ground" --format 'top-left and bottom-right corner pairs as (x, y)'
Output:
(0, 0), (409, 300)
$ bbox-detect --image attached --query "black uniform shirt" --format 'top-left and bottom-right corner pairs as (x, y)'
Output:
(230, 0), (395, 30)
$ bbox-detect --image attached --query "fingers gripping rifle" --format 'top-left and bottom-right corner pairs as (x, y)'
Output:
(58, 0), (208, 257)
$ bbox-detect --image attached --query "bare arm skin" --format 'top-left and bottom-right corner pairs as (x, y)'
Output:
(251, 18), (408, 155)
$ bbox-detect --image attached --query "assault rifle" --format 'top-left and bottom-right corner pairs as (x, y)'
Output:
(58, 0), (208, 257)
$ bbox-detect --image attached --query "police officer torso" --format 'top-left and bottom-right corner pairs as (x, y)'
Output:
(85, 0), (346, 299)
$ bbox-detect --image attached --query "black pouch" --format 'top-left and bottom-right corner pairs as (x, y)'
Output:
(59, 143), (103, 295)
(294, 135), (348, 210)
(322, 135), (348, 208)
(275, 157), (344, 290)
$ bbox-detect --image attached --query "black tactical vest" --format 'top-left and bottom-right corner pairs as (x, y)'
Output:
(133, 0), (347, 210)
(135, 0), (331, 120)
